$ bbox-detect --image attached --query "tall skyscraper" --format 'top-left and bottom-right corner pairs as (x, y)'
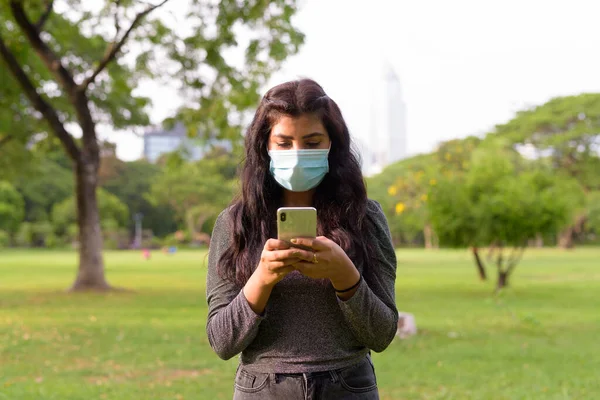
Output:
(361, 62), (407, 176)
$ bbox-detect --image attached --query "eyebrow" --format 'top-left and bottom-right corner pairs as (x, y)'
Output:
(274, 132), (325, 140)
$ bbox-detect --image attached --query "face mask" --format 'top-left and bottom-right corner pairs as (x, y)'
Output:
(268, 148), (330, 192)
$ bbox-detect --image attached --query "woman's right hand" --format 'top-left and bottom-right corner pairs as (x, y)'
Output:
(244, 239), (314, 315)
(256, 239), (314, 287)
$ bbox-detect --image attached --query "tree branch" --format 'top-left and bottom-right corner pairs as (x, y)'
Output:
(9, 1), (77, 93)
(79, 0), (170, 90)
(505, 246), (526, 276)
(114, 0), (122, 38)
(35, 0), (54, 31)
(495, 244), (504, 273)
(0, 33), (80, 161)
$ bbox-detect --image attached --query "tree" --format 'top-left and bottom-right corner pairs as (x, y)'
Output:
(435, 136), (482, 175)
(15, 157), (73, 222)
(0, 0), (303, 290)
(367, 137), (482, 248)
(149, 148), (239, 237)
(0, 181), (25, 235)
(428, 146), (583, 289)
(52, 189), (130, 237)
(492, 94), (600, 248)
(101, 159), (177, 237)
(366, 154), (436, 246)
(385, 159), (439, 248)
(586, 191), (600, 237)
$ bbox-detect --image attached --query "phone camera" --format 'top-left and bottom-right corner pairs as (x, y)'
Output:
(280, 213), (286, 222)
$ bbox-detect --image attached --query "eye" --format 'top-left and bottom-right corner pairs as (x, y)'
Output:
(277, 142), (292, 148)
(307, 142), (321, 148)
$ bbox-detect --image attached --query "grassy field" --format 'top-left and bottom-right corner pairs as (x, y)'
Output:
(0, 248), (599, 400)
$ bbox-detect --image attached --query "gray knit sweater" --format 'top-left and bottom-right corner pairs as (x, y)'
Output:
(206, 199), (398, 374)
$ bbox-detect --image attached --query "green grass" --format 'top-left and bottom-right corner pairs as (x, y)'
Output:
(1, 248), (599, 400)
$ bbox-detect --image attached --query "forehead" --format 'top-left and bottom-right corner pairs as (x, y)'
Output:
(270, 114), (326, 137)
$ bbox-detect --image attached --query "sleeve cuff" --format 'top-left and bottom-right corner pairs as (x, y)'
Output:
(336, 276), (367, 307)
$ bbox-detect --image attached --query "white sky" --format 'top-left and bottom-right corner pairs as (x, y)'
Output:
(106, 0), (600, 161)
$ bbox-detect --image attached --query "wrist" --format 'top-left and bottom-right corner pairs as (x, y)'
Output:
(330, 257), (360, 291)
(251, 268), (277, 290)
(243, 270), (276, 315)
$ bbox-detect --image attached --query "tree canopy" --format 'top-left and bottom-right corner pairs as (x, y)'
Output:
(0, 0), (304, 290)
(0, 181), (25, 234)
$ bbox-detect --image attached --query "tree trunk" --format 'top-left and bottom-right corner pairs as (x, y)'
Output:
(497, 271), (509, 290)
(471, 247), (487, 280)
(70, 159), (111, 291)
(186, 213), (209, 244)
(558, 215), (587, 249)
(558, 226), (575, 249)
(424, 224), (433, 249)
(196, 216), (208, 235)
(535, 233), (543, 248)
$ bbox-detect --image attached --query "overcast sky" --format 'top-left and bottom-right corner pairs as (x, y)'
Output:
(104, 0), (600, 161)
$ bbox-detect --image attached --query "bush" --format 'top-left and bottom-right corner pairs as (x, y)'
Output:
(15, 222), (34, 247)
(162, 233), (180, 247)
(32, 222), (54, 247)
(103, 227), (130, 250)
(44, 233), (61, 248)
(0, 230), (10, 248)
(66, 224), (79, 241)
(141, 236), (162, 250)
(104, 238), (119, 250)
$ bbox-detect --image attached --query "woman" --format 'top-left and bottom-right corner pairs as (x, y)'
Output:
(206, 79), (398, 399)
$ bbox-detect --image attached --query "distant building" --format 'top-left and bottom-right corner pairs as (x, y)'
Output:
(361, 63), (408, 176)
(142, 122), (230, 162)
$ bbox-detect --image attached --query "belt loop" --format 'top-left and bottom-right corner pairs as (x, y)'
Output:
(269, 373), (278, 384)
(302, 373), (308, 400)
(329, 370), (339, 383)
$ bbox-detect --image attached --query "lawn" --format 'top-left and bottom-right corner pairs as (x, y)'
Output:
(0, 247), (599, 400)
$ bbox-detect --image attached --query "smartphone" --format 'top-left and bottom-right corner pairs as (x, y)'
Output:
(277, 207), (317, 250)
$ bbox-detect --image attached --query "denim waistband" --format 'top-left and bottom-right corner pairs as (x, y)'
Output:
(277, 370), (334, 378)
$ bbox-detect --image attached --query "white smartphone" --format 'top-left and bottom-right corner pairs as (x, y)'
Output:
(277, 207), (317, 249)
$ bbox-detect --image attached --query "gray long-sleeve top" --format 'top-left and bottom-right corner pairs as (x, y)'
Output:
(206, 199), (398, 374)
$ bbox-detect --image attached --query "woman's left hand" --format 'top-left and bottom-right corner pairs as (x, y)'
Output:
(290, 236), (360, 291)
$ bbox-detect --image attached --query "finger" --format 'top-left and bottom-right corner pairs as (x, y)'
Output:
(278, 265), (295, 276)
(279, 257), (300, 266)
(268, 249), (311, 262)
(314, 236), (332, 248)
(290, 237), (315, 249)
(293, 237), (330, 251)
(290, 249), (315, 262)
(264, 239), (291, 251)
(268, 258), (299, 270)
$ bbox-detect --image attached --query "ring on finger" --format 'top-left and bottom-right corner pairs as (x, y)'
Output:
(312, 252), (318, 264)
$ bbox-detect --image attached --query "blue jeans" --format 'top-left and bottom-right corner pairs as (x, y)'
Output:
(232, 355), (379, 400)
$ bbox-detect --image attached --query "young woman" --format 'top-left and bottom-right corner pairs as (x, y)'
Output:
(206, 79), (398, 399)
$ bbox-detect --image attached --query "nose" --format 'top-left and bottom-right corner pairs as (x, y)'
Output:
(293, 142), (310, 150)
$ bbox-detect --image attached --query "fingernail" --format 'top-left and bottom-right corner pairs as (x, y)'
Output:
(290, 239), (297, 244)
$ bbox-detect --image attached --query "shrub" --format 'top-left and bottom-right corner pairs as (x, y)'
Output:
(0, 230), (10, 248)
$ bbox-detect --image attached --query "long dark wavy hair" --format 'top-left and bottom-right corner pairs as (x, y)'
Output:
(219, 79), (375, 288)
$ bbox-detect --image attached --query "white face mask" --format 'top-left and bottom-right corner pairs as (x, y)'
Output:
(268, 148), (330, 192)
